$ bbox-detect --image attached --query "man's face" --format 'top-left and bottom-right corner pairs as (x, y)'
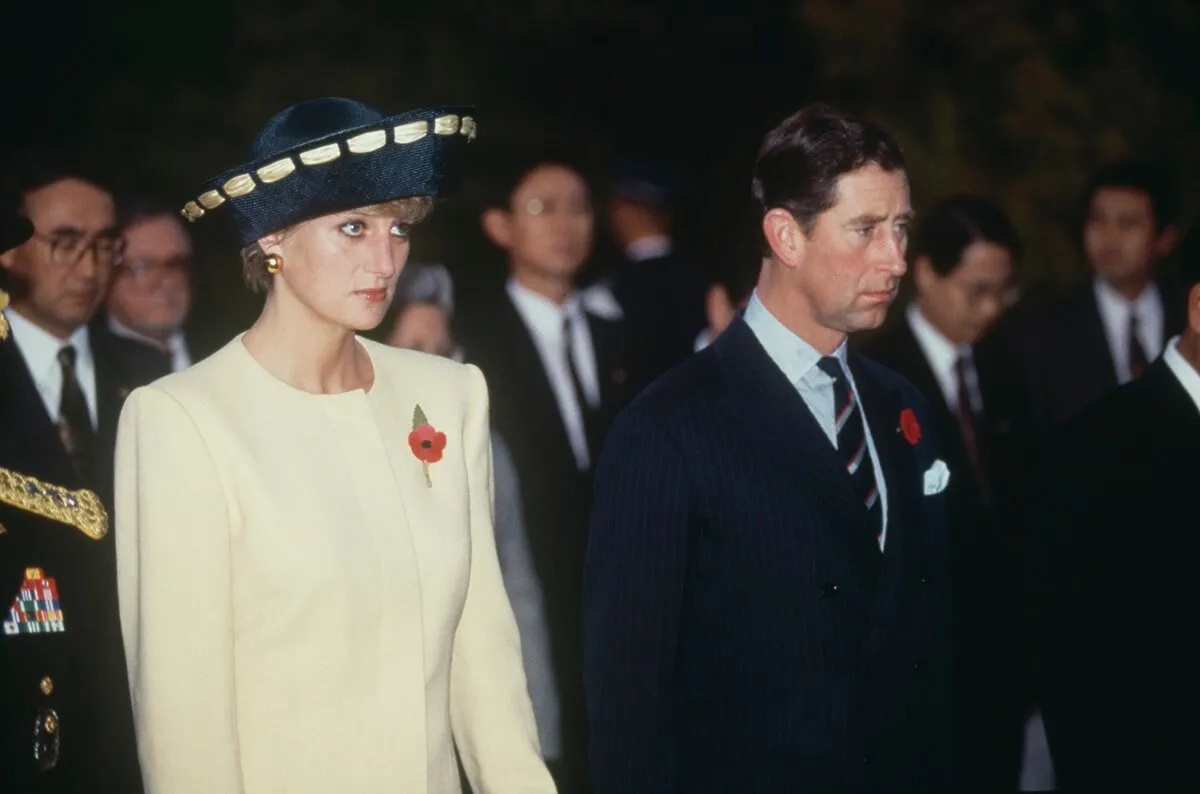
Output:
(0, 178), (118, 339)
(915, 241), (1015, 346)
(794, 164), (912, 335)
(495, 165), (593, 282)
(1083, 187), (1169, 288)
(108, 215), (193, 340)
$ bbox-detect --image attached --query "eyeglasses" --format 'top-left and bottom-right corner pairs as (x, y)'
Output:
(118, 256), (191, 282)
(32, 232), (125, 268)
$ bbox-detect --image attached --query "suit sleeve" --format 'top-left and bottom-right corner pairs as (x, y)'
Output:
(584, 406), (690, 794)
(451, 365), (557, 793)
(491, 432), (561, 759)
(114, 386), (244, 793)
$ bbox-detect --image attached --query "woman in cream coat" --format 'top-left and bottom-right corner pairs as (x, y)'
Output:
(114, 98), (556, 794)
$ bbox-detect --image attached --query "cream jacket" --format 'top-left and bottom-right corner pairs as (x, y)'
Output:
(114, 336), (555, 794)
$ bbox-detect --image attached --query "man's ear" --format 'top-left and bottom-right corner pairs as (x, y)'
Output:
(481, 209), (512, 250)
(761, 208), (805, 269)
(1188, 283), (1200, 336)
(1155, 224), (1180, 258)
(912, 255), (938, 293)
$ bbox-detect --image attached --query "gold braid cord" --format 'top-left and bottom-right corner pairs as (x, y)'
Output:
(1, 288), (10, 341)
(0, 468), (108, 540)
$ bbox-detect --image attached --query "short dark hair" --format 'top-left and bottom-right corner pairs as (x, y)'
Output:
(752, 103), (906, 237)
(0, 148), (113, 207)
(909, 194), (1022, 276)
(118, 194), (186, 231)
(479, 146), (593, 211)
(1085, 160), (1180, 231)
(1179, 225), (1200, 294)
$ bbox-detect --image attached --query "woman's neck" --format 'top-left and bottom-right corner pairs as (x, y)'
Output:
(242, 293), (373, 394)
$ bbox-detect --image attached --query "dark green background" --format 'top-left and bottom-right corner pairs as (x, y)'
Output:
(6, 0), (1199, 344)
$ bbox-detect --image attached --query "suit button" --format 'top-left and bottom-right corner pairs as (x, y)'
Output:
(821, 582), (840, 597)
(861, 755), (871, 767)
(40, 676), (53, 695)
(913, 659), (926, 672)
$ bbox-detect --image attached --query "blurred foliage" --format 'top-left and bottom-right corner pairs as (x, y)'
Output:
(29, 0), (1199, 339)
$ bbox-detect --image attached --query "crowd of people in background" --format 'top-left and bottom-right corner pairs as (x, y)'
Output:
(3, 102), (1199, 792)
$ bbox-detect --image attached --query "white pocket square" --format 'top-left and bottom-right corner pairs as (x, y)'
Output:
(923, 459), (951, 496)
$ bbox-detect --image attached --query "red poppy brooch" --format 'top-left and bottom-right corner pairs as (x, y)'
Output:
(409, 404), (447, 487)
(899, 408), (921, 446)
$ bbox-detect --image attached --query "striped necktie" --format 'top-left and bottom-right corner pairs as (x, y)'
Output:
(817, 356), (882, 545)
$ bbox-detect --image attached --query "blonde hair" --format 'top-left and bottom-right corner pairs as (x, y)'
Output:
(239, 196), (436, 293)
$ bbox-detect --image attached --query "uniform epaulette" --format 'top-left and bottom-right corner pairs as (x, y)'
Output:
(0, 468), (108, 540)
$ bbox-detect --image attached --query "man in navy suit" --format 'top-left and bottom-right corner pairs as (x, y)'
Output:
(585, 104), (954, 793)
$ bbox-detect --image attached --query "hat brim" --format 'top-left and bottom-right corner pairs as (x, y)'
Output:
(183, 106), (476, 247)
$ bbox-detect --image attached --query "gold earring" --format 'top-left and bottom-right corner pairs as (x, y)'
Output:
(264, 253), (283, 275)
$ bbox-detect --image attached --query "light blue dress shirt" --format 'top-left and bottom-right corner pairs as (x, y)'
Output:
(742, 291), (889, 548)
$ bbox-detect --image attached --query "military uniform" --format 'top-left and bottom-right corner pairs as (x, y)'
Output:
(0, 471), (142, 793)
(1, 202), (144, 792)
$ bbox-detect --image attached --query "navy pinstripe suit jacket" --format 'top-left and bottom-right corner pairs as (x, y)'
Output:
(584, 318), (954, 793)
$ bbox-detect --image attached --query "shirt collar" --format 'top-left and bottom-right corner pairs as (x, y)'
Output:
(3, 307), (92, 383)
(743, 290), (844, 386)
(1163, 335), (1200, 416)
(1094, 277), (1161, 318)
(625, 235), (673, 263)
(906, 303), (970, 374)
(506, 278), (583, 335)
(108, 314), (180, 353)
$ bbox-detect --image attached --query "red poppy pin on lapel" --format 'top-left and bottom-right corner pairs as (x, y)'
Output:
(409, 404), (447, 488)
(899, 408), (921, 446)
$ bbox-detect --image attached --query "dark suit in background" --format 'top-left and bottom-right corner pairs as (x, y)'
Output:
(1027, 356), (1199, 789)
(456, 286), (640, 792)
(1011, 279), (1183, 430)
(0, 325), (168, 507)
(585, 319), (953, 793)
(0, 326), (159, 793)
(864, 316), (1038, 789)
(610, 250), (708, 380)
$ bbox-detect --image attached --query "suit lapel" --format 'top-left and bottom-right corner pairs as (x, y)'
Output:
(714, 321), (882, 584)
(1081, 287), (1121, 390)
(0, 341), (76, 487)
(849, 352), (920, 660)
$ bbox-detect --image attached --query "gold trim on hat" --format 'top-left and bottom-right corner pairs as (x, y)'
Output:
(299, 143), (342, 166)
(347, 130), (387, 154)
(434, 115), (461, 135)
(198, 190), (226, 210)
(182, 114), (475, 220)
(257, 157), (297, 184)
(393, 121), (428, 144)
(223, 174), (257, 198)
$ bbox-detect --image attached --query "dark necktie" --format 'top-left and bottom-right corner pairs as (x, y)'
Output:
(563, 315), (600, 467)
(954, 354), (992, 505)
(57, 345), (95, 481)
(1128, 312), (1149, 381)
(817, 356), (883, 546)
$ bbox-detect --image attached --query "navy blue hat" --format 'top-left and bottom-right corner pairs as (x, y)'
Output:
(612, 160), (680, 209)
(182, 97), (476, 246)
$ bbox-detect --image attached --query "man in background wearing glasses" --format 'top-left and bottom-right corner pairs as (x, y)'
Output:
(101, 197), (195, 373)
(0, 150), (165, 507)
(862, 193), (1039, 791)
(0, 157), (149, 791)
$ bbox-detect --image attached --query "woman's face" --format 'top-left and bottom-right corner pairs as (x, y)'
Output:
(263, 208), (414, 332)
